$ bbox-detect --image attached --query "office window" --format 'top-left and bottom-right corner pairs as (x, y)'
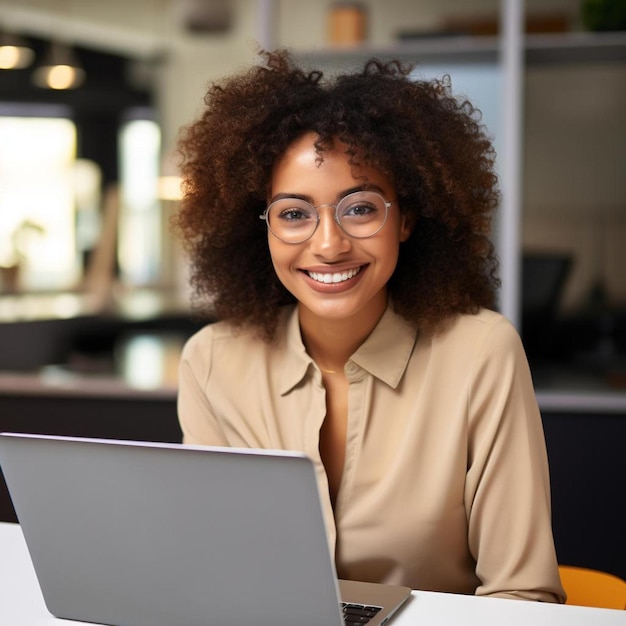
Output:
(0, 115), (79, 291)
(117, 118), (162, 286)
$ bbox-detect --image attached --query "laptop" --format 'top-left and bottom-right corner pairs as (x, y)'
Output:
(0, 432), (411, 626)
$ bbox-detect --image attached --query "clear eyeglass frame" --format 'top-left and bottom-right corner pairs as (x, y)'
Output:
(259, 190), (394, 244)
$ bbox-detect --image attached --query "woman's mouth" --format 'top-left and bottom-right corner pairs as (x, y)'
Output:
(307, 266), (362, 284)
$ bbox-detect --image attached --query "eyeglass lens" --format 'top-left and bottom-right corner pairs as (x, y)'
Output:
(265, 190), (388, 243)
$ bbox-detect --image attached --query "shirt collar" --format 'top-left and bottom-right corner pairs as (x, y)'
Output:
(351, 305), (418, 388)
(277, 304), (418, 395)
(277, 306), (315, 395)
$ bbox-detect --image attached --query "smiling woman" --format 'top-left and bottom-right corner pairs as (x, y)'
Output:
(174, 49), (565, 604)
(264, 131), (411, 337)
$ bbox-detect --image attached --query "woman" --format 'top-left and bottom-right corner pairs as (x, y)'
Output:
(174, 50), (565, 603)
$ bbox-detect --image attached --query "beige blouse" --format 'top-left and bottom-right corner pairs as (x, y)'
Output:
(178, 305), (565, 603)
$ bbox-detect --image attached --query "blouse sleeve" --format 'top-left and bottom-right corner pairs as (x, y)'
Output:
(464, 316), (566, 603)
(177, 329), (229, 446)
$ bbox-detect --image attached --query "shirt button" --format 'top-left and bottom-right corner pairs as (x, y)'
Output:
(346, 362), (358, 374)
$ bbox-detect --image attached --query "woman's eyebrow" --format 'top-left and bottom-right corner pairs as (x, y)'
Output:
(337, 184), (384, 200)
(269, 184), (385, 205)
(269, 192), (312, 203)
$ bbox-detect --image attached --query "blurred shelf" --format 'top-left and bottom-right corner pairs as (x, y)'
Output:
(0, 369), (177, 400)
(296, 36), (501, 68)
(0, 287), (191, 323)
(536, 390), (626, 414)
(525, 31), (626, 64)
(295, 31), (626, 68)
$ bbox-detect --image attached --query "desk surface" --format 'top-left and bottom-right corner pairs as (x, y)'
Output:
(1, 523), (624, 625)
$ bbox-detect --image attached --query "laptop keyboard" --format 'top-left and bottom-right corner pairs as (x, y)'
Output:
(341, 602), (382, 624)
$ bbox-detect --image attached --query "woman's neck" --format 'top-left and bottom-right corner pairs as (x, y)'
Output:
(298, 298), (388, 373)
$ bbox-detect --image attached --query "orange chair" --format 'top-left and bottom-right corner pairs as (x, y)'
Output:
(559, 565), (626, 610)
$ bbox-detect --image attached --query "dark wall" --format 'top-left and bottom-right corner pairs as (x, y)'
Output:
(542, 411), (626, 580)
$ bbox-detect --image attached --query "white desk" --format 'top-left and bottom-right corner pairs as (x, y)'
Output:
(1, 522), (624, 625)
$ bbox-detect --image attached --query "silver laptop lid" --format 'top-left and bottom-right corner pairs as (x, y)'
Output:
(0, 433), (346, 626)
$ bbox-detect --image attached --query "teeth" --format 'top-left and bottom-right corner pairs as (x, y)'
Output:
(308, 267), (361, 284)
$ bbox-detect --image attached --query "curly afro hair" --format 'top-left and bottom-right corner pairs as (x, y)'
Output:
(174, 49), (500, 340)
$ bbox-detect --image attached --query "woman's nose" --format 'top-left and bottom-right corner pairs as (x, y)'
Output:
(308, 207), (351, 257)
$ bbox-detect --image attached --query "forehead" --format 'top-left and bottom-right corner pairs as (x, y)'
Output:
(271, 132), (390, 195)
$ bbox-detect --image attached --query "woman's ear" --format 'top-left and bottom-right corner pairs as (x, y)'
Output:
(399, 212), (415, 242)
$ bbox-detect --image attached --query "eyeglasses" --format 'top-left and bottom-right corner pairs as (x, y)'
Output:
(260, 190), (393, 244)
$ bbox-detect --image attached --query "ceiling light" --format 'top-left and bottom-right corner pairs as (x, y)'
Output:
(0, 33), (35, 70)
(32, 42), (85, 90)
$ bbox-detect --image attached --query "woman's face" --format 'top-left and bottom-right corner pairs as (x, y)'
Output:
(267, 132), (412, 327)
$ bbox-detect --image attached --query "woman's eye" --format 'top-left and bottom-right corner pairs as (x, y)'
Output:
(343, 203), (376, 217)
(279, 208), (309, 221)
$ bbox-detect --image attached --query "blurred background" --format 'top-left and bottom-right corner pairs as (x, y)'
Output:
(0, 0), (624, 387)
